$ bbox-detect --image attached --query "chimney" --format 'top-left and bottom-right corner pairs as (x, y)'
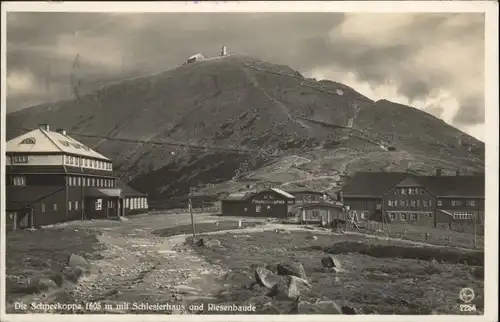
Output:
(56, 128), (67, 136)
(39, 124), (50, 131)
(435, 168), (442, 177)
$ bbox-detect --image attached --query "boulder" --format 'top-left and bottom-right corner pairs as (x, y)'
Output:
(277, 261), (307, 279)
(62, 266), (84, 283)
(204, 239), (221, 248)
(68, 254), (91, 274)
(24, 276), (59, 294)
(341, 305), (362, 314)
(268, 275), (312, 301)
(321, 255), (344, 272)
(254, 267), (282, 289)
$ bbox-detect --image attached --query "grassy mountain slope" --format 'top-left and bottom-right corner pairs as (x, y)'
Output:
(6, 54), (485, 201)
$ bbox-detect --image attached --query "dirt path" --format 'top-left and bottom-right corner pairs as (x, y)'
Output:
(65, 214), (232, 313)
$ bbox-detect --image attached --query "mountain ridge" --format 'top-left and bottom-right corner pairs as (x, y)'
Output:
(6, 54), (485, 201)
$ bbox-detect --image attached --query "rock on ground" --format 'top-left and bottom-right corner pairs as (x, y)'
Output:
(68, 254), (92, 273)
(277, 261), (307, 279)
(254, 267), (282, 289)
(321, 255), (344, 272)
(268, 275), (311, 301)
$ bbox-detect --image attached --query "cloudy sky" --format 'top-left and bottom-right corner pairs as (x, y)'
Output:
(6, 11), (485, 141)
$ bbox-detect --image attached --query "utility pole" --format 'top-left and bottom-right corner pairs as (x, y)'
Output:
(189, 197), (196, 242)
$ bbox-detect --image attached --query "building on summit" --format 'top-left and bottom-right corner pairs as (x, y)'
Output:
(340, 170), (485, 233)
(5, 124), (148, 230)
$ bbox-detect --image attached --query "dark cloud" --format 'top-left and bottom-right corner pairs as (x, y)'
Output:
(6, 11), (485, 138)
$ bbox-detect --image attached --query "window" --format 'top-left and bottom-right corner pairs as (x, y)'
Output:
(266, 205), (271, 210)
(411, 200), (416, 207)
(12, 175), (26, 186)
(256, 205), (262, 213)
(390, 213), (397, 220)
(87, 178), (91, 186)
(467, 200), (476, 207)
(41, 203), (46, 213)
(84, 159), (88, 166)
(360, 212), (368, 219)
(451, 200), (462, 207)
(13, 155), (28, 163)
(68, 201), (72, 211)
(108, 200), (113, 209)
(77, 177), (81, 186)
(419, 189), (425, 195)
(400, 213), (407, 220)
(408, 188), (415, 195)
(394, 189), (400, 195)
(388, 200), (394, 207)
(405, 200), (410, 207)
(75, 201), (79, 210)
(125, 199), (129, 208)
(453, 212), (473, 220)
(54, 203), (58, 211)
(428, 200), (432, 207)
(400, 188), (406, 195)
(91, 178), (96, 186)
(416, 200), (420, 207)
(427, 213), (432, 218)
(437, 200), (443, 207)
(411, 213), (418, 221)
(20, 137), (36, 144)
(423, 200), (429, 207)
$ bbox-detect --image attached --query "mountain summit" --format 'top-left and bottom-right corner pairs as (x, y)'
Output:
(6, 54), (485, 201)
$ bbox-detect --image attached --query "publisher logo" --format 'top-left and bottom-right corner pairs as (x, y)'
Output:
(459, 288), (476, 313)
(459, 288), (475, 303)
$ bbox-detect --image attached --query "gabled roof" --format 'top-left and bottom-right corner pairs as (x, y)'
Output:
(270, 188), (295, 199)
(6, 128), (110, 160)
(342, 171), (485, 198)
(416, 175), (485, 197)
(342, 172), (407, 197)
(221, 191), (257, 201)
(115, 179), (148, 197)
(284, 189), (325, 195)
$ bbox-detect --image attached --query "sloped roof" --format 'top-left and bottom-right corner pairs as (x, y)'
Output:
(115, 179), (148, 197)
(6, 128), (110, 160)
(416, 175), (485, 197)
(221, 191), (256, 201)
(6, 186), (64, 210)
(342, 172), (485, 198)
(342, 172), (407, 197)
(270, 188), (296, 199)
(85, 187), (123, 198)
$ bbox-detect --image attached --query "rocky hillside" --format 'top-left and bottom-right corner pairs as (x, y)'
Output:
(6, 54), (485, 201)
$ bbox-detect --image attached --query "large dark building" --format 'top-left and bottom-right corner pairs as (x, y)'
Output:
(5, 124), (148, 230)
(341, 170), (485, 233)
(221, 188), (296, 218)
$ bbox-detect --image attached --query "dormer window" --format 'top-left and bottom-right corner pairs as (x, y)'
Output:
(20, 137), (36, 144)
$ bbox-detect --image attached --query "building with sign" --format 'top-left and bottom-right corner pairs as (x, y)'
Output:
(5, 124), (148, 230)
(221, 188), (295, 218)
(341, 170), (485, 233)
